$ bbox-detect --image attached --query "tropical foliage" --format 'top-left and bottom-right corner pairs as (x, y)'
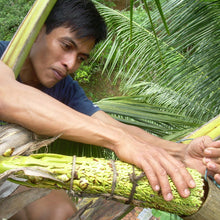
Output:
(0, 0), (35, 40)
(91, 0), (220, 140)
(48, 0), (220, 160)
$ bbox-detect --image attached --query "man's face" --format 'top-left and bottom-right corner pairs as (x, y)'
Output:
(28, 26), (95, 88)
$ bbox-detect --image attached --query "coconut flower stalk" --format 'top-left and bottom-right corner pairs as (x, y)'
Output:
(0, 153), (204, 216)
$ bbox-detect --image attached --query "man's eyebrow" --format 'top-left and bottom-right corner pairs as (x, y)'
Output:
(61, 37), (90, 58)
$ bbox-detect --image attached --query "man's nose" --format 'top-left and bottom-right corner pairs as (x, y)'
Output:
(62, 53), (78, 73)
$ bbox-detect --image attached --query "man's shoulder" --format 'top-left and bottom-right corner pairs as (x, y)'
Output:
(0, 41), (10, 47)
(42, 75), (79, 99)
(58, 75), (80, 89)
(0, 41), (10, 57)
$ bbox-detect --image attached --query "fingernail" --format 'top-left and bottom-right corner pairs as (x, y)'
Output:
(208, 162), (216, 169)
(166, 193), (173, 201)
(190, 180), (196, 188)
(203, 157), (211, 163)
(215, 174), (220, 181)
(204, 149), (212, 155)
(184, 189), (190, 197)
(155, 185), (160, 191)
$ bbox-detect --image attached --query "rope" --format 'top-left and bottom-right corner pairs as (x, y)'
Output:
(126, 166), (145, 204)
(176, 138), (194, 143)
(109, 160), (145, 203)
(110, 159), (118, 196)
(204, 168), (220, 189)
(68, 155), (77, 197)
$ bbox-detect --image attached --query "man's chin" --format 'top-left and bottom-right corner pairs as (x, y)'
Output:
(45, 83), (56, 88)
(41, 80), (57, 88)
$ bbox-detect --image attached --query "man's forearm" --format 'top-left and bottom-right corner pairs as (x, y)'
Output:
(92, 110), (187, 161)
(124, 124), (187, 161)
(0, 67), (122, 150)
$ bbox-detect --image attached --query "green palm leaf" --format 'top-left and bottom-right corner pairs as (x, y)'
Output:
(96, 96), (203, 140)
(92, 0), (220, 122)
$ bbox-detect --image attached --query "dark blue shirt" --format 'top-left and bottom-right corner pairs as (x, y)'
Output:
(0, 41), (100, 116)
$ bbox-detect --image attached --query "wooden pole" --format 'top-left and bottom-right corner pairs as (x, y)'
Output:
(183, 178), (220, 220)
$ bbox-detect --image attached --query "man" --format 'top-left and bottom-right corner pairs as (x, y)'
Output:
(0, 0), (219, 219)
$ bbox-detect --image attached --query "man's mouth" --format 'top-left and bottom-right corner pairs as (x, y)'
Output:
(52, 69), (66, 80)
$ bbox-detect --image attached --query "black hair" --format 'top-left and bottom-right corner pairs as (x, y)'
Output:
(45, 0), (107, 44)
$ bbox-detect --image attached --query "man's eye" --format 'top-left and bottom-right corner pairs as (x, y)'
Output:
(62, 42), (72, 50)
(78, 56), (86, 62)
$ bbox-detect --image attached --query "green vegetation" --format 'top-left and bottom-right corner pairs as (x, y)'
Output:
(0, 0), (34, 40)
(93, 0), (220, 132)
(73, 65), (93, 84)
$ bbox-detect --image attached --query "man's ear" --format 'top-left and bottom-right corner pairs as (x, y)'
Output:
(35, 25), (46, 43)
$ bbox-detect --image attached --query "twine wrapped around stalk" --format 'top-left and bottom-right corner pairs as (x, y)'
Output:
(0, 153), (205, 216)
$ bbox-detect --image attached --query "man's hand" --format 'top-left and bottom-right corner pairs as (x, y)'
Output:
(92, 110), (196, 201)
(114, 133), (196, 201)
(203, 140), (220, 184)
(184, 136), (220, 184)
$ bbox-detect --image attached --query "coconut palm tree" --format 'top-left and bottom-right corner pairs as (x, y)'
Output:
(92, 0), (220, 127)
(55, 0), (219, 155)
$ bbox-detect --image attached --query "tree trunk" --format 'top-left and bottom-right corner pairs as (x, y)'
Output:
(183, 178), (220, 220)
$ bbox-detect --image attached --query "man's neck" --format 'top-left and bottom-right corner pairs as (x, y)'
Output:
(19, 58), (41, 88)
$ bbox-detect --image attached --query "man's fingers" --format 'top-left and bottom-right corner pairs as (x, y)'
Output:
(141, 161), (160, 192)
(142, 151), (193, 201)
(206, 161), (220, 173)
(159, 154), (195, 198)
(204, 140), (220, 158)
(204, 147), (220, 158)
(203, 140), (220, 183)
(207, 140), (220, 148)
(162, 151), (196, 189)
(203, 157), (220, 166)
(214, 174), (220, 185)
(156, 166), (174, 201)
(141, 155), (173, 201)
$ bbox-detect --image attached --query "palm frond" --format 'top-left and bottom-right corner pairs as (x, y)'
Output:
(93, 0), (220, 121)
(96, 96), (203, 140)
(42, 139), (115, 159)
(65, 0), (219, 157)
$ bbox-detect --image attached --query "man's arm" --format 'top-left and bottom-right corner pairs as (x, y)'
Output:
(0, 61), (196, 201)
(92, 110), (187, 159)
(92, 111), (220, 184)
(0, 61), (121, 147)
